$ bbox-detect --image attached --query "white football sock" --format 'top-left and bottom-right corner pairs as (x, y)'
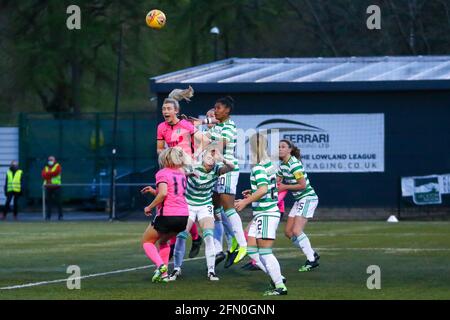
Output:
(224, 208), (247, 247)
(203, 229), (216, 274)
(292, 233), (315, 261)
(259, 248), (283, 286)
(247, 246), (267, 273)
(221, 211), (235, 251)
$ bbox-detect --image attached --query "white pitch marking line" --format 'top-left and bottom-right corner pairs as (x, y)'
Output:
(275, 247), (450, 252)
(2, 246), (450, 290)
(0, 256), (205, 291)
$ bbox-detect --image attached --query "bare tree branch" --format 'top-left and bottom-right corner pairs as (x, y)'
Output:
(286, 0), (339, 56)
(387, 0), (415, 54)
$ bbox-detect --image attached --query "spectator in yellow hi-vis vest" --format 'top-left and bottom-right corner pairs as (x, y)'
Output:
(1, 160), (23, 221)
(41, 156), (63, 221)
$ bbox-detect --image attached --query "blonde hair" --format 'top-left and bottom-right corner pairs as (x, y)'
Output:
(162, 98), (180, 112)
(250, 132), (269, 165)
(158, 147), (188, 169)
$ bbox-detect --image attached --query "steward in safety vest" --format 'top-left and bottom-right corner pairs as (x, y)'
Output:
(41, 156), (63, 220)
(5, 163), (22, 194)
(1, 160), (23, 220)
(41, 156), (62, 189)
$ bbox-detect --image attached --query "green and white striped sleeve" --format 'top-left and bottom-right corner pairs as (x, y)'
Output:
(290, 160), (305, 180)
(221, 124), (235, 142)
(253, 165), (269, 187)
(277, 166), (283, 177)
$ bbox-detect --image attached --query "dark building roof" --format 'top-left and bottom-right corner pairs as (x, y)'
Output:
(150, 56), (450, 93)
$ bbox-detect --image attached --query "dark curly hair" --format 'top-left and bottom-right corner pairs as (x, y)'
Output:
(216, 96), (234, 113)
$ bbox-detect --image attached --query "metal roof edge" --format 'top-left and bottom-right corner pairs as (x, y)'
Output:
(149, 55), (450, 87)
(149, 58), (235, 82)
(150, 80), (450, 94)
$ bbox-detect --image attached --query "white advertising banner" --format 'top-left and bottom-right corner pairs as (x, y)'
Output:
(228, 113), (384, 173)
(401, 174), (450, 205)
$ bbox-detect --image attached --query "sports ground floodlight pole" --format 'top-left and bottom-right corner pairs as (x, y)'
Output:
(109, 23), (124, 221)
(210, 27), (220, 61)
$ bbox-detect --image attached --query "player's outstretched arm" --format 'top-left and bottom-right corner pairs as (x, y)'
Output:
(216, 154), (235, 175)
(157, 140), (165, 155)
(193, 131), (212, 155)
(241, 189), (252, 198)
(279, 177), (306, 192)
(140, 186), (157, 196)
(235, 185), (268, 212)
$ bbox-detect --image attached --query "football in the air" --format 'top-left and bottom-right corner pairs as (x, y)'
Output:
(146, 9), (166, 29)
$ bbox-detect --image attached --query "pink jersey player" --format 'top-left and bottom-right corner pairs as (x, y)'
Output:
(155, 167), (189, 217)
(156, 96), (207, 260)
(157, 119), (197, 157)
(141, 147), (190, 283)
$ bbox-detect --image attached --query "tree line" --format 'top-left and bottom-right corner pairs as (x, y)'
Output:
(0, 0), (449, 116)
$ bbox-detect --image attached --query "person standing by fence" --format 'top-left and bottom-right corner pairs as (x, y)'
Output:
(41, 156), (63, 221)
(1, 161), (23, 221)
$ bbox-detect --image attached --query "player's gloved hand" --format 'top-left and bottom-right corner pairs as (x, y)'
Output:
(141, 186), (157, 196)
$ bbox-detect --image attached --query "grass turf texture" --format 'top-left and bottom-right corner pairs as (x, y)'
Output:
(0, 221), (449, 300)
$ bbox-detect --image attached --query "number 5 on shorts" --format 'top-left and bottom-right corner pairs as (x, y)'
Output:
(297, 202), (304, 214)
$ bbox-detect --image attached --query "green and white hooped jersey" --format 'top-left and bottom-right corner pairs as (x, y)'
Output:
(185, 164), (222, 206)
(208, 118), (239, 172)
(250, 160), (280, 218)
(277, 156), (317, 200)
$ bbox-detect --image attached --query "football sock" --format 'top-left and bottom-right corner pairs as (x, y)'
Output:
(220, 210), (234, 251)
(259, 248), (283, 286)
(159, 242), (171, 268)
(247, 246), (267, 273)
(174, 231), (188, 268)
(213, 220), (224, 254)
(203, 228), (216, 273)
(143, 242), (163, 267)
(190, 223), (199, 241)
(224, 208), (247, 247)
(291, 233), (315, 261)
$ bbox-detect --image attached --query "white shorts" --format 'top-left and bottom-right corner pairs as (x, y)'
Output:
(288, 197), (319, 218)
(213, 171), (239, 195)
(188, 204), (214, 222)
(248, 215), (280, 240)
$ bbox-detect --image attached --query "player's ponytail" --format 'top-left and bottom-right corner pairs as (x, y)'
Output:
(165, 86), (194, 114)
(291, 145), (301, 160)
(250, 132), (269, 165)
(280, 139), (301, 160)
(168, 86), (194, 103)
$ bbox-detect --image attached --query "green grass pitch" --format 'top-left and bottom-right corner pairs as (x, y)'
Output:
(0, 220), (449, 300)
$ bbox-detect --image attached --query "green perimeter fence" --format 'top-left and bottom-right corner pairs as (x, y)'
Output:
(18, 112), (158, 213)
